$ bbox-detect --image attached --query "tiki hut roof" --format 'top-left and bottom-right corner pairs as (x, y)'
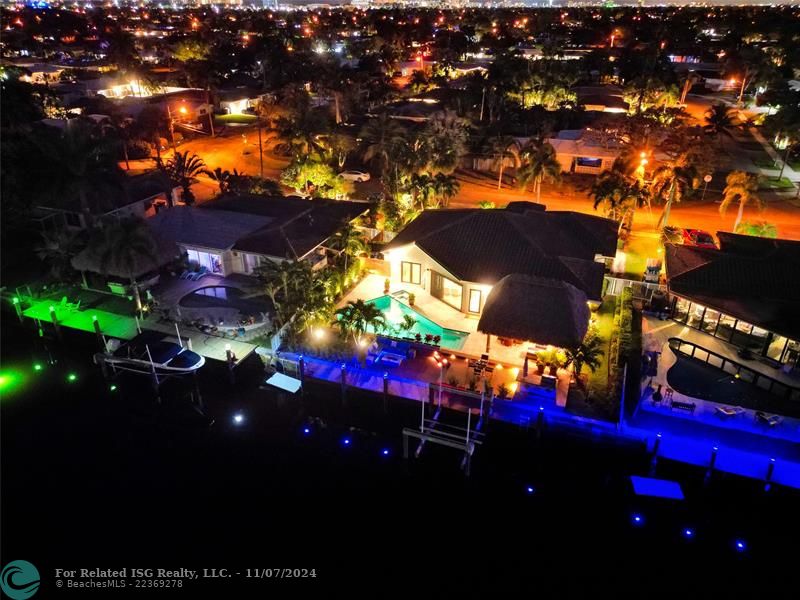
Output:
(477, 274), (590, 349)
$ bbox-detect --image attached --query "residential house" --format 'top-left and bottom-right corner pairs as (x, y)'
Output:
(381, 202), (618, 321)
(665, 233), (800, 370)
(147, 195), (370, 277)
(547, 129), (622, 174)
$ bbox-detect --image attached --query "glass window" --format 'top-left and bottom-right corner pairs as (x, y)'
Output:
(468, 289), (482, 313)
(766, 334), (788, 362)
(701, 308), (720, 335)
(576, 157), (603, 168)
(441, 276), (463, 310)
(673, 297), (690, 322)
(715, 314), (736, 342)
(401, 261), (421, 285)
(688, 304), (705, 329)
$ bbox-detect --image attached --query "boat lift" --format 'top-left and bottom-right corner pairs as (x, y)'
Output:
(402, 383), (487, 477)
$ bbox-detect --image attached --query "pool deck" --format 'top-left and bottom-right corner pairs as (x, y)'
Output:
(340, 274), (532, 367)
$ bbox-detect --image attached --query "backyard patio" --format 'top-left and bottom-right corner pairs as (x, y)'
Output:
(339, 274), (538, 367)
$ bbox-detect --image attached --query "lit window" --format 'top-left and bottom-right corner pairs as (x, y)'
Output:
(469, 289), (482, 313)
(401, 261), (421, 285)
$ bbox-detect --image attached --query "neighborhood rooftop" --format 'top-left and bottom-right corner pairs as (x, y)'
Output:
(665, 232), (800, 340)
(384, 203), (618, 300)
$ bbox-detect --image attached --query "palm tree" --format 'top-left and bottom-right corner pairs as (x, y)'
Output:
(720, 171), (763, 231)
(565, 334), (605, 386)
(485, 136), (520, 190)
(359, 113), (407, 174)
(735, 220), (778, 238)
(35, 230), (86, 281)
(407, 173), (436, 210)
(334, 299), (386, 344)
(204, 167), (246, 194)
(420, 110), (470, 174)
(591, 165), (650, 230)
(649, 164), (698, 229)
(704, 102), (738, 136)
(431, 172), (460, 208)
(35, 120), (125, 224)
(163, 151), (206, 205)
(89, 217), (159, 312)
(328, 222), (368, 274)
(517, 140), (561, 203)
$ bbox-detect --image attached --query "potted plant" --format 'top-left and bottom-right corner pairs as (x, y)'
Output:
(384, 278), (390, 294)
(408, 293), (416, 306)
(497, 383), (510, 399)
(414, 333), (422, 343)
(424, 333), (433, 344)
(433, 335), (441, 345)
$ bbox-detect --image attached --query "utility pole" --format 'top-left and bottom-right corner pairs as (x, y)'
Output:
(257, 121), (264, 178)
(166, 105), (176, 153)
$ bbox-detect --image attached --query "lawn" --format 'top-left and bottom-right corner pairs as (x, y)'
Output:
(586, 295), (616, 395)
(214, 113), (258, 125)
(621, 232), (660, 281)
(758, 175), (796, 190)
(565, 295), (617, 421)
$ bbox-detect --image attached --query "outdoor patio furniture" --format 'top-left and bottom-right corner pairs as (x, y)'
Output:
(179, 270), (191, 280)
(670, 400), (696, 414)
(755, 411), (783, 427)
(715, 405), (745, 418)
(375, 351), (404, 367)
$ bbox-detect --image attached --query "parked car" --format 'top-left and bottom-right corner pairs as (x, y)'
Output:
(682, 228), (717, 249)
(338, 170), (371, 183)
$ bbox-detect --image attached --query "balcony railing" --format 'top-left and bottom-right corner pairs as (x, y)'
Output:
(668, 337), (800, 403)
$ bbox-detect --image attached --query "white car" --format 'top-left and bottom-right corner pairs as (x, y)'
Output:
(338, 170), (371, 183)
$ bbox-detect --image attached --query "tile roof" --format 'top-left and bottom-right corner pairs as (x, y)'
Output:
(384, 207), (617, 300)
(665, 234), (800, 339)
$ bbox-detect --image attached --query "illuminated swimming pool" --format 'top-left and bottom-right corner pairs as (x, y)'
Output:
(365, 294), (469, 350)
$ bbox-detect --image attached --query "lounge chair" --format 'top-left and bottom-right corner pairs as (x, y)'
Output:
(178, 270), (190, 280)
(755, 411), (783, 427)
(716, 405), (745, 418)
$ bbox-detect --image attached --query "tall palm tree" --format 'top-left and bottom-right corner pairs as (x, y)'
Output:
(328, 222), (368, 274)
(485, 135), (520, 190)
(431, 172), (460, 208)
(517, 140), (561, 203)
(704, 102), (739, 136)
(334, 299), (386, 344)
(407, 172), (436, 210)
(359, 113), (407, 174)
(720, 171), (763, 231)
(591, 164), (650, 230)
(90, 217), (159, 312)
(649, 164), (698, 229)
(163, 151), (206, 205)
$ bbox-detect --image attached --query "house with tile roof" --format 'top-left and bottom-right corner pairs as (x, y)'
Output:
(381, 202), (618, 333)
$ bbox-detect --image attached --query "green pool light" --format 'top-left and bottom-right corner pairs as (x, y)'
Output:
(0, 370), (26, 396)
(109, 384), (117, 392)
(67, 373), (78, 383)
(12, 297), (19, 305)
(33, 363), (43, 372)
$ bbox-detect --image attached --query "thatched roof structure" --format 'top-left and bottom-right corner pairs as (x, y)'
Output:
(477, 274), (590, 349)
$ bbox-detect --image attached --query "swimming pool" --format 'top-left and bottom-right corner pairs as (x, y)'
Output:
(365, 294), (469, 350)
